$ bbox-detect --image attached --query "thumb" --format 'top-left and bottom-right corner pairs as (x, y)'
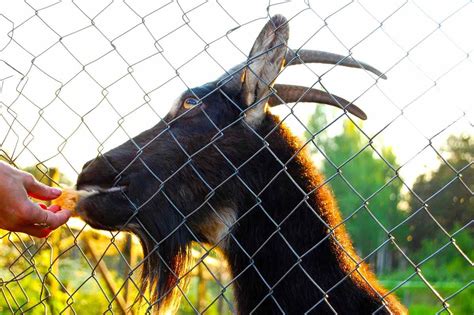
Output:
(43, 209), (73, 229)
(26, 203), (72, 229)
(23, 175), (62, 201)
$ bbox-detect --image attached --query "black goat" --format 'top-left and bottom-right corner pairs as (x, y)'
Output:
(76, 15), (406, 314)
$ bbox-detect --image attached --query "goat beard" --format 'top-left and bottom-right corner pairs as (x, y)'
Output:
(133, 226), (193, 314)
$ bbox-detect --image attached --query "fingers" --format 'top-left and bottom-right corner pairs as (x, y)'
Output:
(15, 225), (51, 238)
(28, 203), (72, 229)
(12, 204), (72, 238)
(19, 201), (72, 230)
(42, 209), (72, 229)
(23, 174), (62, 201)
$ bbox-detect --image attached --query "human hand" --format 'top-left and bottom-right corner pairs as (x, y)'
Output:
(0, 162), (72, 237)
(37, 204), (64, 238)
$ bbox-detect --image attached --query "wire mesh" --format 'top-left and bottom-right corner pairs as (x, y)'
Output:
(0, 0), (472, 314)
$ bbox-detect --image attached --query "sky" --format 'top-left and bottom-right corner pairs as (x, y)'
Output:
(0, 0), (472, 189)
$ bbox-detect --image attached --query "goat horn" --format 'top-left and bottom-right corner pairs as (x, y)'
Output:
(285, 49), (387, 79)
(268, 84), (367, 120)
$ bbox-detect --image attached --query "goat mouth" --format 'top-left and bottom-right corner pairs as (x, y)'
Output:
(96, 186), (127, 194)
(78, 185), (128, 195)
(75, 184), (133, 230)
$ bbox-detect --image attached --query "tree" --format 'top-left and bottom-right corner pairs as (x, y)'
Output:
(402, 135), (473, 315)
(305, 107), (406, 272)
(407, 134), (473, 250)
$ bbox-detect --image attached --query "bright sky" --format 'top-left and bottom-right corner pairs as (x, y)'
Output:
(0, 0), (472, 188)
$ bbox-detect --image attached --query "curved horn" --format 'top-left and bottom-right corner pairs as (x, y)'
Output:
(285, 49), (387, 79)
(219, 48), (387, 90)
(269, 84), (367, 120)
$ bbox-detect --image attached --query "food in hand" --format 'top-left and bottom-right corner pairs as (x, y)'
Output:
(51, 188), (93, 217)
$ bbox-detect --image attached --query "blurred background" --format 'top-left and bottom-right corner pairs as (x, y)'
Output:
(0, 0), (472, 314)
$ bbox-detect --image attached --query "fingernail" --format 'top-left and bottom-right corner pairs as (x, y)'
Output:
(51, 188), (62, 195)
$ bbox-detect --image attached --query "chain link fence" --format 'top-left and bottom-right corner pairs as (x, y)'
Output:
(0, 0), (472, 314)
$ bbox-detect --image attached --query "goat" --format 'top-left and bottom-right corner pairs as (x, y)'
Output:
(75, 15), (406, 314)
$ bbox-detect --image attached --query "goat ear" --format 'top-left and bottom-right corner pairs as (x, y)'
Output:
(241, 15), (289, 126)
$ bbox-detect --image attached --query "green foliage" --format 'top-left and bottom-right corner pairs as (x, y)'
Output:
(305, 108), (406, 269)
(1, 232), (233, 314)
(401, 134), (473, 314)
(304, 109), (472, 313)
(406, 135), (473, 250)
(0, 231), (127, 315)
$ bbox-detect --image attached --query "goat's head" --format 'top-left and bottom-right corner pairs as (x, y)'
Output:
(76, 14), (385, 310)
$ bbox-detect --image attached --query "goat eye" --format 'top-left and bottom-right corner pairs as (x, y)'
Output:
(183, 98), (199, 109)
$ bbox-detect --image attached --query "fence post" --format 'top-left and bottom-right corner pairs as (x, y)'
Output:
(123, 234), (137, 314)
(197, 262), (207, 312)
(83, 239), (129, 314)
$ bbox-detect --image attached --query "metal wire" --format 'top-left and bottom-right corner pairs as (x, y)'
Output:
(0, 1), (472, 314)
